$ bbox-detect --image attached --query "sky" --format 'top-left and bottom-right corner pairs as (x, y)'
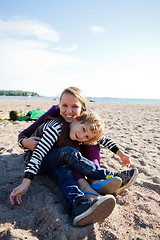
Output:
(0, 0), (160, 99)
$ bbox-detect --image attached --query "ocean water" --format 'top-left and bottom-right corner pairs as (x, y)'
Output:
(87, 97), (160, 104)
(0, 95), (160, 104)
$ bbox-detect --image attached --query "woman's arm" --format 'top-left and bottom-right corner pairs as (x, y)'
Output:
(18, 105), (60, 150)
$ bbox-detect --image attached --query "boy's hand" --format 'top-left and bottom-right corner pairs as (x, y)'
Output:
(120, 155), (132, 168)
(10, 179), (31, 205)
(116, 150), (132, 167)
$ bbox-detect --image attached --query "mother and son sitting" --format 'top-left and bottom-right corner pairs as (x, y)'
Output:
(10, 87), (138, 227)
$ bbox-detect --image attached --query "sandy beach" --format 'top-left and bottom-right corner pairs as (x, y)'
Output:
(0, 99), (159, 240)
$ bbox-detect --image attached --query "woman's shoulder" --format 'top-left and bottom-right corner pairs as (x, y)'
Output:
(45, 104), (60, 117)
(49, 104), (59, 112)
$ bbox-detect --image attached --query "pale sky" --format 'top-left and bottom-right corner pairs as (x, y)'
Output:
(0, 0), (160, 99)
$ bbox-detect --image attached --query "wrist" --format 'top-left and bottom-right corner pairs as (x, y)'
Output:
(22, 178), (31, 187)
(18, 137), (27, 149)
(116, 150), (124, 158)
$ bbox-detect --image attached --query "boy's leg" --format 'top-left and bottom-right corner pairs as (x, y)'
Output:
(44, 146), (112, 180)
(72, 145), (100, 187)
(43, 147), (138, 194)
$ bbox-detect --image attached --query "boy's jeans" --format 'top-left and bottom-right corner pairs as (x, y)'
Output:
(38, 146), (112, 213)
(42, 146), (111, 180)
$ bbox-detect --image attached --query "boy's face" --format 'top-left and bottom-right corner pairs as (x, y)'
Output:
(59, 93), (82, 123)
(69, 120), (96, 142)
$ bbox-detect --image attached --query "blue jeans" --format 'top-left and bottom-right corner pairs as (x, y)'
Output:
(39, 166), (86, 214)
(38, 146), (112, 214)
(42, 146), (111, 179)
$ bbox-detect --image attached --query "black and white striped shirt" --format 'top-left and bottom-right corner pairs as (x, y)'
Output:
(25, 119), (62, 179)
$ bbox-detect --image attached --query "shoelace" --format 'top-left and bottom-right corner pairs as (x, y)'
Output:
(106, 175), (114, 179)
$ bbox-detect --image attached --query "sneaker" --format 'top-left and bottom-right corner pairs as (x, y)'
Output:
(114, 168), (138, 194)
(91, 176), (122, 195)
(73, 195), (116, 227)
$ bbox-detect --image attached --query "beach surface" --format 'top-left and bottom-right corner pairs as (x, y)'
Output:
(0, 100), (159, 240)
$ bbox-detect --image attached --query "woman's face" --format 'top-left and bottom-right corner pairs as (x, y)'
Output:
(59, 93), (82, 123)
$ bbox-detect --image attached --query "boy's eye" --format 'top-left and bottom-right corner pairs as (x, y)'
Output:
(82, 127), (86, 132)
(62, 104), (67, 107)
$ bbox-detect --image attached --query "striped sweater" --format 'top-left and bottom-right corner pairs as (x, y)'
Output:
(24, 119), (119, 180)
(25, 119), (62, 180)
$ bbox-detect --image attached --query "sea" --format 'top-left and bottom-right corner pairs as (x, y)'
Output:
(0, 95), (160, 104)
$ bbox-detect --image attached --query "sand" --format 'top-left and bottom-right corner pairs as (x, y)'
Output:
(0, 99), (159, 240)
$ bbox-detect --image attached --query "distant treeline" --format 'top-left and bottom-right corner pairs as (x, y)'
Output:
(0, 90), (39, 96)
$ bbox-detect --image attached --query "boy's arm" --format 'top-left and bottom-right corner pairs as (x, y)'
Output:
(98, 135), (119, 153)
(10, 178), (31, 205)
(10, 120), (62, 205)
(24, 120), (62, 180)
(99, 135), (132, 167)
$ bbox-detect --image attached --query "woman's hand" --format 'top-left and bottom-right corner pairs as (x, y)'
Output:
(10, 178), (31, 205)
(21, 137), (41, 151)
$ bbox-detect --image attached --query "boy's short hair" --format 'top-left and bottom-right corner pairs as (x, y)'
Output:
(76, 111), (104, 145)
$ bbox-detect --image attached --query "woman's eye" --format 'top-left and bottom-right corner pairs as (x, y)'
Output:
(62, 104), (67, 107)
(73, 105), (78, 108)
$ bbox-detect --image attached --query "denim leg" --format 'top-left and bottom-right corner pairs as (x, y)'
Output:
(44, 146), (112, 180)
(39, 164), (87, 214)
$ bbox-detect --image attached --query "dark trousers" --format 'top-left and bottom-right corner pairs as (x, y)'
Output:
(38, 146), (112, 213)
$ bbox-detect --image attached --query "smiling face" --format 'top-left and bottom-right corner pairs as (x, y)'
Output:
(59, 93), (82, 123)
(69, 120), (97, 142)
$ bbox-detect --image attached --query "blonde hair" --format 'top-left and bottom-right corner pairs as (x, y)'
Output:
(76, 111), (104, 145)
(60, 87), (87, 114)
